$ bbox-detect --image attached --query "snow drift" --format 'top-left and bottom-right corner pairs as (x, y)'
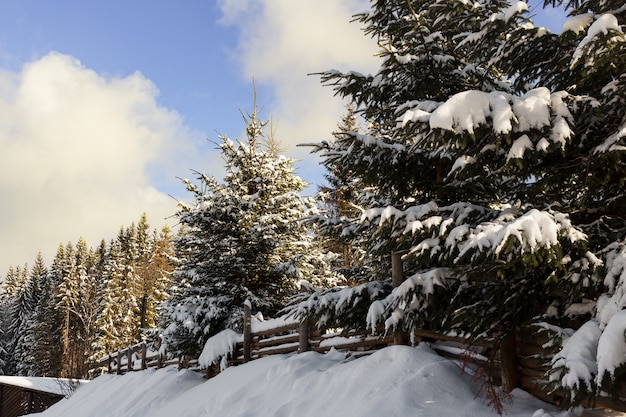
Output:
(40, 345), (575, 417)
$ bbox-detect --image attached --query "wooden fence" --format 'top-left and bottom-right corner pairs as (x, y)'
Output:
(95, 342), (179, 375)
(92, 253), (626, 412)
(93, 306), (626, 412)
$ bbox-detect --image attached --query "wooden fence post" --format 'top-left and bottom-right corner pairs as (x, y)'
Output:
(127, 348), (133, 372)
(116, 350), (122, 375)
(391, 251), (408, 345)
(243, 300), (252, 363)
(141, 342), (147, 370)
(299, 283), (310, 353)
(500, 330), (519, 393)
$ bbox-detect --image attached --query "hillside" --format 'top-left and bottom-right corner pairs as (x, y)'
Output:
(37, 344), (607, 417)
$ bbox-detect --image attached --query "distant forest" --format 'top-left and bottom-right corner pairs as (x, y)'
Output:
(0, 213), (173, 377)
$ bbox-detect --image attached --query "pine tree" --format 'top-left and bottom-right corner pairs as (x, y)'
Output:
(56, 238), (98, 378)
(316, 105), (365, 282)
(141, 226), (173, 331)
(5, 263), (34, 375)
(289, 0), (625, 404)
(31, 248), (65, 377)
(0, 265), (26, 375)
(13, 253), (47, 376)
(161, 101), (339, 357)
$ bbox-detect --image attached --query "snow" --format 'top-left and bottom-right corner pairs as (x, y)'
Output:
(0, 376), (85, 396)
(453, 209), (584, 262)
(499, 1), (528, 23)
(198, 329), (243, 369)
(429, 90), (493, 134)
(572, 14), (623, 66)
(550, 320), (601, 394)
(403, 87), (572, 149)
(562, 14), (594, 35)
(38, 344), (576, 417)
(447, 155), (477, 178)
(507, 134), (533, 161)
(250, 314), (299, 333)
(597, 310), (626, 384)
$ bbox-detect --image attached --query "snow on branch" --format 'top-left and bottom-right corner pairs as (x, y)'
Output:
(397, 87), (574, 153)
(593, 121), (626, 153)
(595, 241), (626, 327)
(571, 14), (624, 68)
(549, 320), (601, 400)
(198, 329), (243, 369)
(367, 268), (453, 332)
(361, 201), (586, 265)
(284, 281), (393, 329)
(452, 209), (586, 263)
(596, 310), (626, 385)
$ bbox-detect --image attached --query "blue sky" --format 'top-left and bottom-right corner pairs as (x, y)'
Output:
(0, 1), (567, 273)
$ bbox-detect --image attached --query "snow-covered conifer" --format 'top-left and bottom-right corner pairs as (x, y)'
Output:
(161, 102), (339, 357)
(292, 0), (625, 404)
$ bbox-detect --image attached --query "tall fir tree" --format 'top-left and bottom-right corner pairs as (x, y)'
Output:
(13, 253), (46, 376)
(161, 102), (340, 357)
(289, 0), (625, 405)
(316, 105), (366, 283)
(56, 238), (98, 378)
(1, 264), (29, 375)
(31, 246), (65, 377)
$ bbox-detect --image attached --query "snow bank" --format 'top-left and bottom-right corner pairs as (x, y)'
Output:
(39, 345), (571, 417)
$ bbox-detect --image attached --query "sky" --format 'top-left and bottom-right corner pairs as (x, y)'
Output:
(37, 344), (586, 417)
(0, 1), (567, 275)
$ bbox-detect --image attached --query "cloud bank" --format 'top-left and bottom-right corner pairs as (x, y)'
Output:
(0, 52), (187, 273)
(217, 0), (379, 163)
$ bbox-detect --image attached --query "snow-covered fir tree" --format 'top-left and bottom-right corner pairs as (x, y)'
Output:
(31, 246), (65, 377)
(91, 216), (173, 363)
(287, 0), (625, 406)
(13, 253), (46, 376)
(141, 226), (174, 330)
(161, 103), (341, 357)
(316, 105), (366, 284)
(91, 236), (127, 360)
(56, 238), (99, 378)
(0, 264), (29, 375)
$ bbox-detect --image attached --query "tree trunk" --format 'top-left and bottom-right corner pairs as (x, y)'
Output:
(243, 301), (252, 362)
(500, 330), (519, 393)
(391, 252), (408, 345)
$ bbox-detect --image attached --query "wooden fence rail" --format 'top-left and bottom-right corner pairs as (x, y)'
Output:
(91, 252), (626, 412)
(92, 306), (626, 412)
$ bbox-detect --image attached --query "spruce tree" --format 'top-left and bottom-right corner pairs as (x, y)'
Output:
(13, 253), (46, 376)
(0, 266), (19, 374)
(56, 238), (98, 377)
(289, 0), (625, 404)
(31, 248), (65, 377)
(161, 103), (339, 357)
(91, 237), (125, 360)
(3, 264), (29, 375)
(316, 105), (365, 282)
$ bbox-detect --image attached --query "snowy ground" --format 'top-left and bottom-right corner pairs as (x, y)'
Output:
(40, 344), (620, 417)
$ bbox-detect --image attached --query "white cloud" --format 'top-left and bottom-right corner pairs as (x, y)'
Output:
(217, 0), (379, 162)
(0, 52), (191, 273)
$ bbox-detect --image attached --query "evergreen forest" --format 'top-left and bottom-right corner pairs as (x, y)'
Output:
(1, 0), (626, 409)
